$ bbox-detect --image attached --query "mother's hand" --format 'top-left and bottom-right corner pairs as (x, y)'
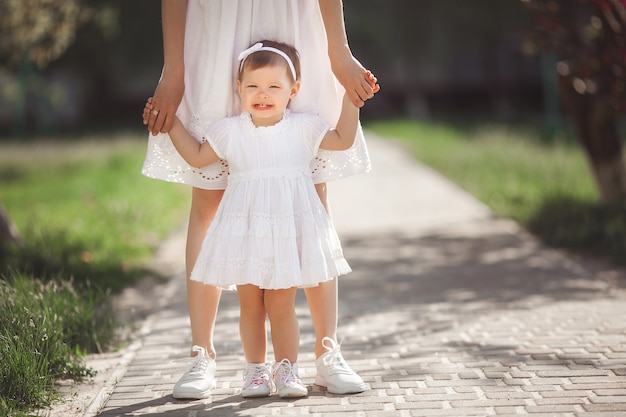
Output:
(330, 51), (380, 108)
(143, 70), (185, 135)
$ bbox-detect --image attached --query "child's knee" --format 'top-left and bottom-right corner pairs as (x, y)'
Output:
(264, 288), (296, 317)
(238, 285), (266, 315)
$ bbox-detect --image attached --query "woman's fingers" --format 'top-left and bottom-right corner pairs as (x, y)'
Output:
(147, 100), (163, 135)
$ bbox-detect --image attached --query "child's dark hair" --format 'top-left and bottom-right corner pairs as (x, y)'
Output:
(238, 40), (301, 83)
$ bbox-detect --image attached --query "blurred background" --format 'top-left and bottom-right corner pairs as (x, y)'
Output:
(0, 0), (545, 136)
(1, 3), (626, 414)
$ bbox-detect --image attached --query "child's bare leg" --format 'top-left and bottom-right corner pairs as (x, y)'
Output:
(237, 285), (268, 363)
(185, 188), (224, 357)
(264, 288), (299, 362)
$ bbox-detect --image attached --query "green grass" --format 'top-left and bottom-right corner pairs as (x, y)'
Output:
(366, 119), (626, 264)
(0, 133), (190, 416)
(0, 275), (101, 414)
(0, 134), (190, 291)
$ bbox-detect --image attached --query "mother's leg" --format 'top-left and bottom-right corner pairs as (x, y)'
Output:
(305, 183), (338, 357)
(172, 187), (224, 400)
(185, 187), (224, 358)
(304, 183), (366, 394)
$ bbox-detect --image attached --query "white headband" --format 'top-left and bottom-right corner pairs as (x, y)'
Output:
(237, 42), (297, 81)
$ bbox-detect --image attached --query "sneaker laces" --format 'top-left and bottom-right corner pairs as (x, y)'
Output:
(320, 337), (353, 375)
(244, 364), (269, 387)
(182, 345), (213, 377)
(272, 358), (299, 386)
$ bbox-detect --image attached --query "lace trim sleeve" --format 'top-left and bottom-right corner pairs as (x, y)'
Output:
(310, 123), (371, 184)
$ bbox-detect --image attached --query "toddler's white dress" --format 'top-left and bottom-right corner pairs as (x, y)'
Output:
(190, 110), (351, 290)
(142, 0), (371, 189)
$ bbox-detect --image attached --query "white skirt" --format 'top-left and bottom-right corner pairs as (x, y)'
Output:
(190, 173), (352, 290)
(142, 0), (371, 189)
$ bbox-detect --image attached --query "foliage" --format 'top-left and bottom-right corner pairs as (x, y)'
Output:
(0, 0), (119, 70)
(522, 0), (626, 111)
(366, 120), (626, 265)
(0, 0), (122, 137)
(521, 0), (626, 204)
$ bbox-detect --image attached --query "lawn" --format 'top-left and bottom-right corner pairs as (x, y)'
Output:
(0, 133), (190, 416)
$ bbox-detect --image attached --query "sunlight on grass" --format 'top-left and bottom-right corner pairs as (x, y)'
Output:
(366, 119), (625, 265)
(366, 120), (597, 223)
(0, 134), (190, 290)
(0, 133), (191, 416)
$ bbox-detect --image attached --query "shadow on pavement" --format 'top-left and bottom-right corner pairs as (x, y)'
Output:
(339, 229), (618, 317)
(98, 391), (330, 417)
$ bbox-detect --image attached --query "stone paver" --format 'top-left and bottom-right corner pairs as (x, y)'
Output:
(72, 133), (626, 416)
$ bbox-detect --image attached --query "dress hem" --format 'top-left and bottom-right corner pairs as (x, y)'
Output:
(189, 268), (351, 291)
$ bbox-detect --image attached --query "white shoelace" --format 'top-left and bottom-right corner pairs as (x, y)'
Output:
(181, 345), (213, 377)
(244, 364), (269, 387)
(272, 358), (299, 386)
(320, 337), (352, 375)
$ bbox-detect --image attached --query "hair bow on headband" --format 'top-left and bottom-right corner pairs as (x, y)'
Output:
(237, 42), (297, 81)
(238, 42), (264, 62)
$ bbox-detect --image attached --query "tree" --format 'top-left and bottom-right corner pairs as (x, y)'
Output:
(0, 0), (119, 133)
(522, 0), (626, 204)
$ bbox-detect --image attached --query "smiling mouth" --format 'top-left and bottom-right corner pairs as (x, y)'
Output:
(254, 104), (273, 109)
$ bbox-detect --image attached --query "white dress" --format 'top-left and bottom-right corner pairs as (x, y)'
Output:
(142, 0), (371, 189)
(190, 111), (351, 290)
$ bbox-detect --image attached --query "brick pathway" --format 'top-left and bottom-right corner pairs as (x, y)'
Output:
(85, 134), (626, 417)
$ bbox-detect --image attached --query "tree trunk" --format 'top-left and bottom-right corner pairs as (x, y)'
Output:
(558, 76), (626, 205)
(0, 203), (23, 246)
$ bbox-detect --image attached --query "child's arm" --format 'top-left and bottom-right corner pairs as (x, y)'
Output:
(145, 96), (220, 167)
(319, 70), (377, 151)
(169, 117), (221, 168)
(319, 94), (360, 151)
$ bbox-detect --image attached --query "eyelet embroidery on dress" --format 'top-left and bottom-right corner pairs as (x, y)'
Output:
(310, 137), (371, 184)
(311, 156), (328, 175)
(190, 158), (229, 181)
(182, 135), (229, 181)
(190, 113), (203, 133)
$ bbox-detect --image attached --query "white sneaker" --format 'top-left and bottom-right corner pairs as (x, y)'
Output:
(172, 345), (217, 399)
(241, 363), (271, 398)
(315, 337), (366, 394)
(271, 359), (308, 398)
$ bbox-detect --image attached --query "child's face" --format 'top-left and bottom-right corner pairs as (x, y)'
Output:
(237, 64), (300, 127)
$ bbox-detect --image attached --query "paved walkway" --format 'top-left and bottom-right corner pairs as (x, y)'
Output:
(70, 133), (626, 416)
